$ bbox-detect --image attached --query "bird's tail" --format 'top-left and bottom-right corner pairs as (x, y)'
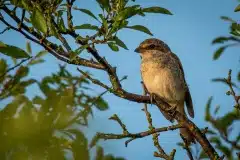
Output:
(177, 102), (194, 143)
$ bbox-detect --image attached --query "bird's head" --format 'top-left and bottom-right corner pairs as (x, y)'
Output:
(134, 38), (171, 54)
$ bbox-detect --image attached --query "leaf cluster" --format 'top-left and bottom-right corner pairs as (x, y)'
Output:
(212, 4), (240, 60)
(0, 56), (123, 159)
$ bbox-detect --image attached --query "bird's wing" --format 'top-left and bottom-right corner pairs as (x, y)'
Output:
(170, 52), (194, 118)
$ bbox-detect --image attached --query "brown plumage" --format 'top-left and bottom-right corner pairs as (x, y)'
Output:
(135, 38), (194, 142)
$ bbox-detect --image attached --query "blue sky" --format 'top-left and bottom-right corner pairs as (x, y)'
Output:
(0, 0), (239, 159)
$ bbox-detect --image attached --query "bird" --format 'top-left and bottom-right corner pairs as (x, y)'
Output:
(135, 38), (194, 143)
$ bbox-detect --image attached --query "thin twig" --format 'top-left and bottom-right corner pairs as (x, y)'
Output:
(77, 68), (111, 91)
(142, 83), (175, 160)
(51, 18), (72, 52)
(93, 124), (181, 147)
(227, 69), (240, 110)
(0, 26), (10, 34)
(180, 134), (194, 160)
(18, 9), (25, 29)
(1, 6), (105, 70)
(0, 57), (32, 80)
(66, 0), (76, 30)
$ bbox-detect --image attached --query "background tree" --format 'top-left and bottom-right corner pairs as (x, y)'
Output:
(0, 50), (125, 159)
(0, 0), (238, 159)
(179, 3), (240, 160)
(204, 4), (240, 160)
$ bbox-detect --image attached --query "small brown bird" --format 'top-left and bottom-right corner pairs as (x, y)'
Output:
(135, 38), (194, 142)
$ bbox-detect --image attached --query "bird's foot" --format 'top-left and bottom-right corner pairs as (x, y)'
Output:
(149, 93), (154, 105)
(166, 105), (177, 117)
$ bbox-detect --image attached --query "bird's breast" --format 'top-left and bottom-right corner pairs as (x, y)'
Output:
(141, 61), (185, 102)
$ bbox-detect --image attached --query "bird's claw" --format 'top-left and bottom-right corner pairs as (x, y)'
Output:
(149, 93), (154, 105)
(166, 105), (177, 117)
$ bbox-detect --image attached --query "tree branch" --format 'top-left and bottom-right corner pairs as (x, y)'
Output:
(142, 83), (176, 160)
(1, 6), (105, 70)
(0, 4), (222, 159)
(91, 123), (181, 147)
(74, 39), (221, 159)
(0, 57), (32, 80)
(226, 69), (240, 110)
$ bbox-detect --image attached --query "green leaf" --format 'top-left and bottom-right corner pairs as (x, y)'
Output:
(231, 23), (240, 31)
(199, 150), (208, 159)
(216, 145), (231, 158)
(70, 45), (88, 60)
(238, 72), (240, 81)
(96, 0), (110, 11)
(125, 25), (153, 36)
(236, 134), (240, 142)
(58, 17), (66, 32)
(217, 110), (240, 130)
(205, 97), (213, 121)
(214, 105), (220, 115)
(20, 79), (36, 87)
(30, 9), (48, 33)
(0, 59), (7, 74)
(95, 146), (104, 160)
(109, 20), (129, 35)
(10, 0), (32, 10)
(234, 4), (240, 12)
(220, 16), (236, 23)
(90, 134), (100, 148)
(39, 82), (54, 97)
(108, 42), (119, 52)
(94, 98), (109, 110)
(213, 46), (226, 60)
(16, 66), (29, 78)
(26, 41), (32, 54)
(28, 59), (45, 66)
(11, 57), (17, 65)
(114, 5), (141, 21)
(67, 129), (89, 160)
(0, 59), (7, 82)
(206, 129), (216, 135)
(176, 142), (184, 147)
(212, 78), (238, 88)
(0, 41), (30, 59)
(142, 7), (173, 15)
(35, 50), (48, 58)
(22, 0), (33, 11)
(74, 24), (99, 31)
(209, 137), (221, 146)
(230, 30), (240, 36)
(99, 14), (108, 34)
(113, 36), (128, 50)
(103, 154), (114, 160)
(74, 45), (88, 55)
(212, 36), (239, 44)
(32, 96), (44, 104)
(74, 7), (99, 21)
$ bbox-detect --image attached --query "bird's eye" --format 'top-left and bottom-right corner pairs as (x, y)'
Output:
(148, 44), (155, 49)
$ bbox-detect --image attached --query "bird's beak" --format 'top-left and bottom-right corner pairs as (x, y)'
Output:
(134, 47), (140, 53)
